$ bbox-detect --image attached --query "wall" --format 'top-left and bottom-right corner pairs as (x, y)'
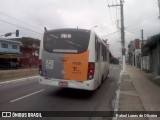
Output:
(135, 49), (141, 68)
(150, 48), (158, 76)
(0, 40), (20, 54)
(0, 68), (38, 80)
(142, 56), (150, 70)
(20, 47), (39, 68)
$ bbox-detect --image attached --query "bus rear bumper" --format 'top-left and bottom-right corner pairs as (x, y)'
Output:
(38, 76), (95, 91)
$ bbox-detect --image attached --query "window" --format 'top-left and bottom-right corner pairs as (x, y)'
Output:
(44, 29), (90, 54)
(95, 36), (101, 61)
(1, 43), (8, 48)
(101, 44), (109, 61)
(102, 45), (105, 61)
(12, 44), (18, 49)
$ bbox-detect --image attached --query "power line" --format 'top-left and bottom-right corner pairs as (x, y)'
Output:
(112, 0), (117, 24)
(108, 0), (126, 72)
(125, 20), (158, 38)
(107, 0), (116, 28)
(102, 30), (120, 38)
(108, 0), (119, 29)
(158, 0), (160, 18)
(126, 30), (140, 35)
(115, 0), (119, 21)
(107, 0), (120, 41)
(0, 19), (42, 35)
(0, 11), (43, 31)
(143, 20), (159, 36)
(127, 18), (159, 32)
(126, 6), (157, 29)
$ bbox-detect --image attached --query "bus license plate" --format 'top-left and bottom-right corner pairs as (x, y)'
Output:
(59, 81), (68, 87)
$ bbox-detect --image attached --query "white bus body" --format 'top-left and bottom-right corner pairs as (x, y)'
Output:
(39, 28), (109, 90)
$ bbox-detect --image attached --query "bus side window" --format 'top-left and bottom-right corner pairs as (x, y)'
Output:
(104, 47), (107, 61)
(105, 48), (107, 61)
(102, 45), (104, 61)
(102, 44), (108, 62)
(106, 50), (109, 61)
(95, 36), (100, 61)
(97, 40), (101, 61)
(95, 37), (98, 62)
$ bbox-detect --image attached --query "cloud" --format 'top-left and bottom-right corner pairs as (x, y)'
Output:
(0, 0), (159, 57)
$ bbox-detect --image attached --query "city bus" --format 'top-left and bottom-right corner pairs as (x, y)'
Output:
(39, 28), (110, 90)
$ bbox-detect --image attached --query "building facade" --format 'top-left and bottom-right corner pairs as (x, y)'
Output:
(142, 33), (160, 76)
(128, 33), (160, 77)
(0, 37), (40, 69)
(0, 39), (21, 53)
(128, 39), (147, 69)
(0, 39), (21, 69)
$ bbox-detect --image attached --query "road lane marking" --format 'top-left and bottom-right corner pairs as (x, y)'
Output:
(10, 89), (45, 103)
(0, 76), (39, 85)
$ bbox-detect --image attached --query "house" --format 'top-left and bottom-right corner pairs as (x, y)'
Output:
(12, 37), (40, 68)
(0, 37), (40, 69)
(142, 33), (160, 76)
(128, 39), (147, 69)
(0, 38), (21, 69)
(20, 43), (39, 68)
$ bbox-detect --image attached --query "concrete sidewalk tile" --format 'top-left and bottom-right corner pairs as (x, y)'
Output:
(120, 80), (135, 91)
(119, 94), (145, 111)
(127, 66), (160, 111)
(117, 65), (160, 120)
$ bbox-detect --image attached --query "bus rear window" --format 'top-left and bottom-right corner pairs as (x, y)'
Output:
(43, 29), (90, 54)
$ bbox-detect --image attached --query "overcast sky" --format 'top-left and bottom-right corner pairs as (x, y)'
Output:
(0, 0), (159, 57)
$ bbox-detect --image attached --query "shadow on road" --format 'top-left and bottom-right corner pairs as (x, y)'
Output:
(48, 88), (96, 100)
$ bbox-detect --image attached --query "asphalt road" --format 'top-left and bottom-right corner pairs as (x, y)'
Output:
(0, 64), (121, 120)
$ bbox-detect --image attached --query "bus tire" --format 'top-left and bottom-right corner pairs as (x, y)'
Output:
(106, 70), (109, 79)
(102, 75), (105, 82)
(98, 76), (103, 89)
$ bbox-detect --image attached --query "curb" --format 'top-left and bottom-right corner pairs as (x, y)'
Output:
(0, 76), (39, 85)
(0, 68), (38, 80)
(112, 70), (122, 120)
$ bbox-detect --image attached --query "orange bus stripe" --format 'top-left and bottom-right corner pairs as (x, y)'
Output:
(63, 51), (89, 81)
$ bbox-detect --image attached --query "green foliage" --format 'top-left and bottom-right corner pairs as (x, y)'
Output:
(20, 37), (40, 47)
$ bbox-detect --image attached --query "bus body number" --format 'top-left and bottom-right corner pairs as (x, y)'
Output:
(61, 34), (71, 38)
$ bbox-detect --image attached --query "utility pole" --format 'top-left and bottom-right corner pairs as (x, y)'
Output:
(158, 0), (160, 33)
(108, 0), (126, 72)
(158, 0), (160, 18)
(117, 19), (120, 29)
(141, 29), (144, 44)
(141, 29), (144, 70)
(158, 0), (160, 75)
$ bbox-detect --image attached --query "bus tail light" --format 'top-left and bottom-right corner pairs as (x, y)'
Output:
(87, 62), (95, 80)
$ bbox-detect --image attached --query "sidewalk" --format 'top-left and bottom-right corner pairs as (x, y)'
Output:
(0, 68), (38, 82)
(118, 65), (160, 120)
